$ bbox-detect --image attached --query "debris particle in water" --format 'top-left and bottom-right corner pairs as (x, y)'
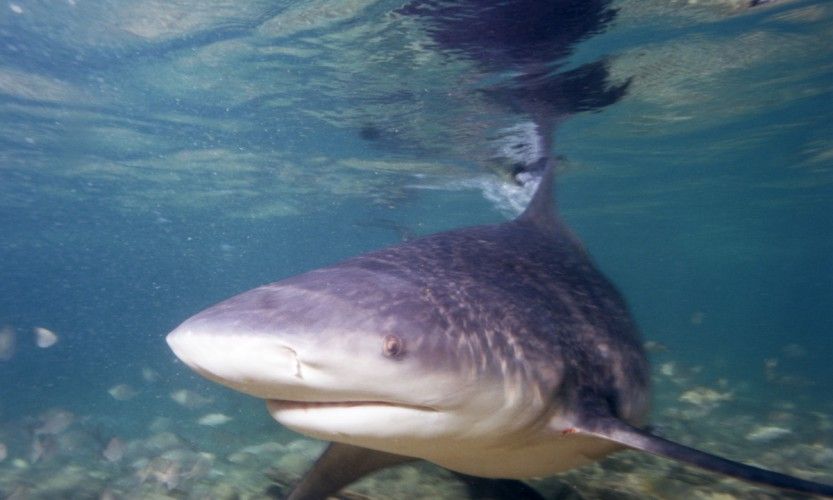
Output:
(9, 3), (23, 15)
(0, 442), (7, 462)
(198, 413), (233, 426)
(33, 327), (58, 348)
(108, 384), (139, 401)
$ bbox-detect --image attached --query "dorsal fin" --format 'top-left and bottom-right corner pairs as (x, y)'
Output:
(516, 157), (557, 232)
(580, 417), (833, 497)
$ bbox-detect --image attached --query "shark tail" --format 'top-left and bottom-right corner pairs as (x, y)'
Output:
(582, 417), (833, 497)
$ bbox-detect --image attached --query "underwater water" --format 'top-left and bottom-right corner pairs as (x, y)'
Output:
(0, 0), (831, 498)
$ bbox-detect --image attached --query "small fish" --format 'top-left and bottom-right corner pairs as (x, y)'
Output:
(0, 442), (7, 462)
(0, 325), (15, 361)
(643, 340), (667, 353)
(197, 413), (233, 426)
(764, 358), (780, 382)
(679, 386), (734, 408)
(102, 437), (125, 462)
(108, 384), (139, 401)
(690, 311), (705, 325)
(30, 435), (58, 463)
(34, 409), (74, 435)
(138, 458), (182, 491)
(781, 343), (807, 358)
(170, 389), (213, 409)
(33, 327), (58, 348)
(746, 425), (792, 443)
(141, 367), (161, 383)
(781, 344), (808, 359)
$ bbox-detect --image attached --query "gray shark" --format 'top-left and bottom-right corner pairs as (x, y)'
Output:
(166, 158), (833, 499)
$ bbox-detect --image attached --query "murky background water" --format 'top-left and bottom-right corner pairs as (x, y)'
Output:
(0, 0), (831, 498)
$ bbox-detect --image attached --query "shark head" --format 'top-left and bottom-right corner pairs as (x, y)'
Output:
(166, 261), (547, 459)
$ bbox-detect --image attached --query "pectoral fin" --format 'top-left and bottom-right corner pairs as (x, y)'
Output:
(286, 442), (415, 500)
(580, 417), (833, 498)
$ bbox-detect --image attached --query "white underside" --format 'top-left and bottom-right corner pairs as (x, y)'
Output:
(267, 400), (621, 478)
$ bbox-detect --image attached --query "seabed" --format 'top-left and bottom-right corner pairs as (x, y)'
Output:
(1, 357), (831, 500)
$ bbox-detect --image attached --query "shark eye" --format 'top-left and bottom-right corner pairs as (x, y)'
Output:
(382, 335), (406, 359)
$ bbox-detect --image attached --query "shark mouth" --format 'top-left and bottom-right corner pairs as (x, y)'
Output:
(265, 399), (442, 439)
(266, 399), (438, 412)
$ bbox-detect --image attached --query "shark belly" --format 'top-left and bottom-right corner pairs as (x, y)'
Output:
(425, 434), (622, 478)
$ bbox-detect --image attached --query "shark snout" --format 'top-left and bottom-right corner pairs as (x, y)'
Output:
(166, 322), (303, 400)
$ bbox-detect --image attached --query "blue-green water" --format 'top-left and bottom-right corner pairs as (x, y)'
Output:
(1, 1), (831, 498)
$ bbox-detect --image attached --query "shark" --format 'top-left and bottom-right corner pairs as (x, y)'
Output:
(166, 152), (833, 499)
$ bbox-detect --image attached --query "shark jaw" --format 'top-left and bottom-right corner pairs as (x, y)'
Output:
(266, 398), (442, 441)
